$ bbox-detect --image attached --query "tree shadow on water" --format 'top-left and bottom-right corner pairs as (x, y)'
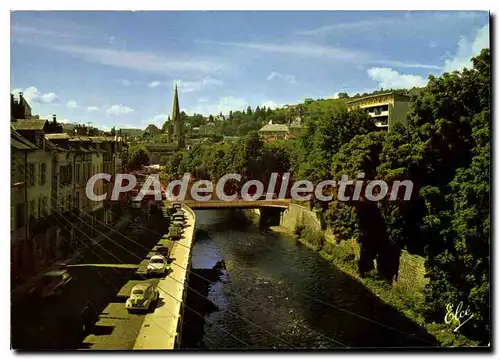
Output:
(295, 249), (439, 348)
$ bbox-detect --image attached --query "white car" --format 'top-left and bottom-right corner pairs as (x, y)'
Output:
(125, 282), (159, 312)
(146, 255), (169, 276)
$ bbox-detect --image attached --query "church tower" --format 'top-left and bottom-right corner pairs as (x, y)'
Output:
(172, 85), (185, 149)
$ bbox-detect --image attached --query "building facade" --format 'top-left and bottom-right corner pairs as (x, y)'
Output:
(346, 92), (411, 131)
(11, 95), (128, 284)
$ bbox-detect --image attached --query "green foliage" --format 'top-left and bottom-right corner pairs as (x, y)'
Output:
(300, 49), (490, 344)
(158, 49), (491, 345)
(294, 107), (377, 184)
(128, 144), (150, 170)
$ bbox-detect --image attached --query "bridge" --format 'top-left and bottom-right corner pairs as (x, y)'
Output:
(179, 199), (290, 210)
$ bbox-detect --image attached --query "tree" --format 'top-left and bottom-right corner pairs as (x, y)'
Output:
(110, 126), (116, 136)
(337, 92), (349, 99)
(128, 145), (150, 170)
(295, 107), (377, 184)
(375, 49), (491, 342)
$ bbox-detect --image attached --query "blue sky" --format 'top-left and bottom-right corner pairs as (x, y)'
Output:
(11, 11), (489, 130)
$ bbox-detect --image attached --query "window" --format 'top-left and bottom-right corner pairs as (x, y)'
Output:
(28, 164), (36, 186)
(75, 194), (80, 210)
(40, 163), (46, 185)
(60, 165), (72, 186)
(30, 200), (37, 219)
(15, 203), (25, 228)
(76, 164), (81, 184)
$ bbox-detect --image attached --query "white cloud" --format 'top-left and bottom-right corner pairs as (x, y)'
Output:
(367, 68), (428, 89)
(148, 81), (162, 88)
(66, 100), (78, 109)
(174, 77), (223, 93)
(260, 101), (282, 110)
(267, 71), (296, 84)
(11, 86), (59, 104)
(297, 12), (484, 37)
(197, 97), (209, 103)
(39, 92), (58, 103)
(117, 78), (131, 86)
(12, 23), (225, 75)
(106, 104), (134, 115)
(183, 96), (249, 116)
(204, 40), (440, 70)
(443, 24), (489, 72)
(146, 113), (168, 127)
(87, 106), (99, 112)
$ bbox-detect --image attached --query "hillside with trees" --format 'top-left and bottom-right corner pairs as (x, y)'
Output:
(161, 49), (490, 346)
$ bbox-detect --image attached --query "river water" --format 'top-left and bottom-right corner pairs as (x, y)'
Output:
(181, 210), (438, 350)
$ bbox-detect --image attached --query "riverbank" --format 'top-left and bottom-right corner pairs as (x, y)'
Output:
(268, 223), (478, 347)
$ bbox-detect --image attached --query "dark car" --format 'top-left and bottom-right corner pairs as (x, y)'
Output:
(30, 270), (72, 298)
(155, 246), (170, 257)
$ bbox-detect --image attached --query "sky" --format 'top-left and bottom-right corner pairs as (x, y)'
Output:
(10, 11), (489, 131)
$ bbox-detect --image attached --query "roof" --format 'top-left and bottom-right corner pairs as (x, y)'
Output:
(345, 92), (411, 104)
(150, 255), (166, 260)
(11, 119), (48, 131)
(259, 124), (289, 132)
(132, 282), (155, 291)
(11, 128), (38, 150)
(11, 138), (36, 150)
(45, 133), (71, 140)
(90, 136), (114, 142)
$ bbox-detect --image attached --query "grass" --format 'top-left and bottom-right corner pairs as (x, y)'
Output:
(290, 224), (479, 347)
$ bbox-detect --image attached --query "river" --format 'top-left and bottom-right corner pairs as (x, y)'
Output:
(181, 209), (438, 350)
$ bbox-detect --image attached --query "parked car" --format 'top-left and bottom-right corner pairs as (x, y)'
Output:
(155, 246), (170, 257)
(146, 255), (170, 276)
(172, 202), (182, 209)
(173, 210), (185, 218)
(125, 282), (159, 312)
(30, 270), (72, 298)
(172, 214), (185, 223)
(168, 226), (182, 240)
(172, 219), (184, 228)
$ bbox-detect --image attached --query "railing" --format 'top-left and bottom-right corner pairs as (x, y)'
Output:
(182, 199), (290, 209)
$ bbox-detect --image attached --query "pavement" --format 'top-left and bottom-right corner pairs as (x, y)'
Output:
(81, 205), (196, 350)
(11, 208), (165, 350)
(134, 206), (195, 350)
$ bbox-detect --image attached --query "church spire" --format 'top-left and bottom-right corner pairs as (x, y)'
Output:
(172, 84), (185, 149)
(172, 84), (180, 123)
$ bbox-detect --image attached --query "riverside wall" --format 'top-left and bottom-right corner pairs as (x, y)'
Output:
(253, 203), (336, 244)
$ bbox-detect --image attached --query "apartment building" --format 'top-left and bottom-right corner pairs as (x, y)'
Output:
(11, 96), (128, 282)
(346, 92), (411, 131)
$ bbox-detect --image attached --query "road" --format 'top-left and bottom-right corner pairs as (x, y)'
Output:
(11, 206), (167, 350)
